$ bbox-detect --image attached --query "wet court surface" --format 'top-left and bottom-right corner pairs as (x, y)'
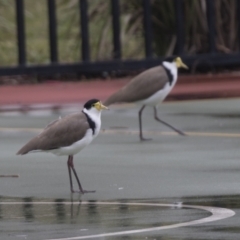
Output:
(0, 98), (240, 239)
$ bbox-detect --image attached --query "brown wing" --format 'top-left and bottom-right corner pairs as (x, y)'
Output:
(104, 66), (168, 106)
(17, 112), (89, 155)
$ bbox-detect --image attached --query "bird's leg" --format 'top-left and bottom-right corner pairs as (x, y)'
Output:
(153, 106), (186, 136)
(69, 156), (96, 194)
(67, 155), (74, 193)
(138, 105), (152, 141)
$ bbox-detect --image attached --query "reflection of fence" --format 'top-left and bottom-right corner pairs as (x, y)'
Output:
(1, 0), (240, 76)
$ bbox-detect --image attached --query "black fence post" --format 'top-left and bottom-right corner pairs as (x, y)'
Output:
(174, 0), (184, 55)
(47, 0), (58, 63)
(142, 0), (153, 58)
(206, 0), (216, 53)
(237, 0), (240, 51)
(79, 0), (90, 61)
(15, 0), (26, 65)
(111, 0), (121, 59)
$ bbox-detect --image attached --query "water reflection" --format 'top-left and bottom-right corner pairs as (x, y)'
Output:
(22, 197), (34, 221)
(0, 197), (201, 224)
(54, 199), (66, 223)
(118, 200), (131, 228)
(0, 195), (239, 240)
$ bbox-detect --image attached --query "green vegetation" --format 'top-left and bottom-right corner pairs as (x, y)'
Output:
(0, 0), (17, 66)
(0, 0), (238, 66)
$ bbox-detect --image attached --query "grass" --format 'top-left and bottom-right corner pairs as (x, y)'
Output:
(0, 0), (17, 66)
(0, 0), (238, 66)
(0, 0), (145, 66)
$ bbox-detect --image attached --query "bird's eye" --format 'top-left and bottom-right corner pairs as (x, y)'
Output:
(92, 104), (95, 107)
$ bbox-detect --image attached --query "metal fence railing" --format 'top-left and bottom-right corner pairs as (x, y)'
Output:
(1, 0), (240, 77)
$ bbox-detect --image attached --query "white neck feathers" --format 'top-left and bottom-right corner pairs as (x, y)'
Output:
(83, 107), (102, 130)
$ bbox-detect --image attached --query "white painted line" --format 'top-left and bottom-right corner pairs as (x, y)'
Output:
(0, 201), (235, 240)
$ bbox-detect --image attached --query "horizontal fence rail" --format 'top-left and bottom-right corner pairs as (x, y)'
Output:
(1, 0), (240, 77)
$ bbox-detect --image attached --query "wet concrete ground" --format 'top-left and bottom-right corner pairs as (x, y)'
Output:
(0, 99), (240, 239)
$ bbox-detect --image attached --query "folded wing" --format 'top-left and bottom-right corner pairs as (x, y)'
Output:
(17, 113), (89, 155)
(104, 66), (168, 106)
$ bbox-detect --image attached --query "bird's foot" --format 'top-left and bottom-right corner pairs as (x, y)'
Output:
(140, 137), (152, 141)
(176, 130), (187, 136)
(71, 189), (96, 194)
(82, 190), (96, 194)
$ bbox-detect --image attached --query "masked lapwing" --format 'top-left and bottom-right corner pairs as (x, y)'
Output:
(17, 99), (108, 194)
(104, 57), (188, 141)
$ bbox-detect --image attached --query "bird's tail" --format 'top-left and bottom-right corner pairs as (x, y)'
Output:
(16, 145), (30, 155)
(16, 138), (38, 155)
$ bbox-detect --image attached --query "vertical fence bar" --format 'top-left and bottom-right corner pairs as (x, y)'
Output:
(47, 0), (58, 63)
(142, 0), (153, 58)
(206, 0), (216, 53)
(237, 0), (240, 51)
(79, 0), (90, 61)
(174, 0), (184, 55)
(15, 0), (26, 65)
(111, 0), (121, 59)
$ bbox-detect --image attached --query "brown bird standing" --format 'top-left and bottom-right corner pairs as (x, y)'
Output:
(104, 57), (188, 141)
(17, 99), (108, 193)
